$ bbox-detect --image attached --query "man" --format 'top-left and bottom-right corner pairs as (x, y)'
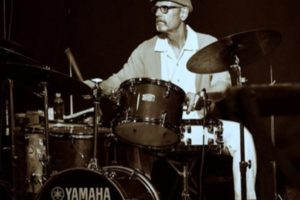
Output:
(96, 0), (257, 199)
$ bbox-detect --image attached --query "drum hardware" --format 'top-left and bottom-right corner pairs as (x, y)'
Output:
(159, 112), (167, 125)
(164, 82), (172, 97)
(167, 159), (198, 200)
(7, 79), (17, 200)
(129, 81), (136, 93)
(87, 79), (103, 170)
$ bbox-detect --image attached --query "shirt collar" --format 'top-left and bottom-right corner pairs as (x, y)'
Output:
(154, 25), (199, 52)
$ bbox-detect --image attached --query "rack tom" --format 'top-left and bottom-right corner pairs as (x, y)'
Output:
(114, 78), (185, 149)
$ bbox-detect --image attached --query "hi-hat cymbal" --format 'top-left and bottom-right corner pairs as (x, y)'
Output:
(1, 63), (91, 95)
(187, 29), (282, 74)
(0, 39), (41, 64)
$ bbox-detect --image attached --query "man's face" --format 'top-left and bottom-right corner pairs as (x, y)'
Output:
(153, 1), (183, 33)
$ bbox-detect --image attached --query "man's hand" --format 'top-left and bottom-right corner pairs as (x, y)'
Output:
(185, 92), (200, 114)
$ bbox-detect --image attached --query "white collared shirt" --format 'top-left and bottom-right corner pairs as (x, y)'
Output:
(154, 26), (212, 119)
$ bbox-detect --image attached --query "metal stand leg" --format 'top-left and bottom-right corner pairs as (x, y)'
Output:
(168, 159), (198, 200)
(231, 57), (251, 200)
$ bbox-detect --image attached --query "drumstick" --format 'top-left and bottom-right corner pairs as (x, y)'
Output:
(64, 48), (84, 82)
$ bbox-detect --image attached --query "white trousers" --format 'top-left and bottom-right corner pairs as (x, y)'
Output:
(182, 119), (257, 200)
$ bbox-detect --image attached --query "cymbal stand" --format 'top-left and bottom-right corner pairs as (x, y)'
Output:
(7, 79), (17, 200)
(40, 82), (50, 178)
(168, 159), (198, 200)
(88, 80), (102, 170)
(230, 55), (250, 200)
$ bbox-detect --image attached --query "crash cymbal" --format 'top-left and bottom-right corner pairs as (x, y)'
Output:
(0, 39), (41, 64)
(187, 29), (282, 74)
(1, 63), (91, 95)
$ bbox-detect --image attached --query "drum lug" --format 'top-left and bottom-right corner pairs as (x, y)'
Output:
(160, 112), (167, 125)
(164, 82), (172, 98)
(129, 82), (136, 94)
(215, 121), (224, 153)
(186, 125), (191, 133)
(125, 108), (131, 120)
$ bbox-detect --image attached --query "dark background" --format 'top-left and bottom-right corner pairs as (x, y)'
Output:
(1, 0), (300, 199)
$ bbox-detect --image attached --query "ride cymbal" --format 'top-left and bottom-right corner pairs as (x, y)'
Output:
(187, 29), (282, 74)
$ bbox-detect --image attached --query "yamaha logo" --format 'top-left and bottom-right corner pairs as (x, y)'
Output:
(50, 187), (112, 200)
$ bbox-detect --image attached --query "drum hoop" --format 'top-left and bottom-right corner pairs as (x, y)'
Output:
(102, 165), (160, 200)
(120, 77), (185, 96)
(181, 118), (221, 126)
(49, 133), (94, 139)
(25, 125), (44, 133)
(114, 117), (180, 132)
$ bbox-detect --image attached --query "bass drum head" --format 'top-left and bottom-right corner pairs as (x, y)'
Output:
(35, 168), (125, 200)
(102, 165), (160, 200)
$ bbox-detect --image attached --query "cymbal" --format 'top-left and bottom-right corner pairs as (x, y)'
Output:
(187, 29), (282, 74)
(0, 39), (41, 64)
(227, 84), (300, 116)
(1, 63), (91, 95)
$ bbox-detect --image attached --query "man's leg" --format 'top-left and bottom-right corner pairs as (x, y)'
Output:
(222, 120), (257, 200)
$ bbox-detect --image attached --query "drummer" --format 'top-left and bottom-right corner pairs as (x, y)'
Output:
(86, 0), (257, 199)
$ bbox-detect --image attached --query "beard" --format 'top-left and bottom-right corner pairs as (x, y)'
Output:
(155, 21), (168, 33)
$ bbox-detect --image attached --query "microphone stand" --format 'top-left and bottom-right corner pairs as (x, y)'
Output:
(230, 56), (251, 200)
(7, 79), (17, 200)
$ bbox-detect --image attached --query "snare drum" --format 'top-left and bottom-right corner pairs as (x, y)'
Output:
(114, 78), (186, 149)
(180, 119), (223, 147)
(35, 166), (160, 200)
(151, 119), (224, 160)
(49, 123), (111, 172)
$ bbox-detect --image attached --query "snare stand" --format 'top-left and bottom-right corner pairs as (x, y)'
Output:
(87, 79), (102, 170)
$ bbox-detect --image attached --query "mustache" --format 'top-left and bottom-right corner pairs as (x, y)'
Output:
(156, 19), (166, 23)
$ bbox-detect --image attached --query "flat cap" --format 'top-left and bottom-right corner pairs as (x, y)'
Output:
(150, 0), (193, 12)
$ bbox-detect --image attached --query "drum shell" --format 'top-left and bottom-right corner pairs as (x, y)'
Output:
(49, 123), (111, 172)
(118, 78), (185, 126)
(149, 119), (223, 161)
(25, 125), (46, 193)
(114, 78), (185, 148)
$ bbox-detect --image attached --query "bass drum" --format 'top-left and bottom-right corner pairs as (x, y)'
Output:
(35, 166), (160, 200)
(102, 165), (160, 200)
(34, 168), (125, 200)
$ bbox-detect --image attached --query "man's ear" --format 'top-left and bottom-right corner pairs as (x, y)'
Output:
(180, 7), (189, 21)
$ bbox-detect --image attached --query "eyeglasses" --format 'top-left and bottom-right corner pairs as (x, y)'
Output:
(151, 5), (182, 14)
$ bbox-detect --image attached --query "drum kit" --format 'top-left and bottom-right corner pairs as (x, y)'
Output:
(0, 29), (282, 200)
